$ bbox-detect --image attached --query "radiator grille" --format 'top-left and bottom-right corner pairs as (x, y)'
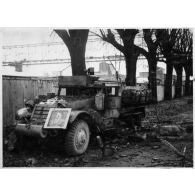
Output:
(31, 105), (51, 123)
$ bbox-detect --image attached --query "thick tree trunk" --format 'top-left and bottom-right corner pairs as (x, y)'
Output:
(55, 29), (89, 76)
(184, 69), (193, 96)
(175, 65), (183, 98)
(164, 62), (173, 100)
(185, 71), (190, 96)
(124, 53), (138, 86)
(148, 56), (157, 102)
(70, 46), (86, 75)
(183, 60), (193, 96)
(190, 79), (193, 96)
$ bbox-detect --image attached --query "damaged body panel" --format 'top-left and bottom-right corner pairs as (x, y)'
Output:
(14, 75), (148, 156)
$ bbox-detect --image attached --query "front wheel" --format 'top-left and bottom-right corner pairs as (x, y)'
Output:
(65, 120), (90, 156)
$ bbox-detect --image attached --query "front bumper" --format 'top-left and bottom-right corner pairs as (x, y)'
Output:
(15, 124), (47, 138)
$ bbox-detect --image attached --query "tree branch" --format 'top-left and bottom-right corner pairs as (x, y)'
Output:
(143, 29), (158, 52)
(90, 30), (103, 39)
(135, 45), (149, 58)
(54, 29), (72, 48)
(99, 29), (125, 53)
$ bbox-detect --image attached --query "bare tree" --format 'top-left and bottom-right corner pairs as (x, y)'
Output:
(95, 29), (159, 101)
(173, 29), (193, 96)
(156, 29), (181, 100)
(142, 29), (159, 101)
(96, 29), (146, 86)
(54, 29), (89, 75)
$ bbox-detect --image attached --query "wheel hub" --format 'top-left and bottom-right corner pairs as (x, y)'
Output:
(75, 129), (87, 149)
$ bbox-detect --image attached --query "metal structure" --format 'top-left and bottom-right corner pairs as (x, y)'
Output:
(2, 32), (146, 67)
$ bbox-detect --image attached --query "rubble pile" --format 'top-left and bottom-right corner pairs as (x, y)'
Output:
(142, 98), (193, 129)
(121, 86), (153, 106)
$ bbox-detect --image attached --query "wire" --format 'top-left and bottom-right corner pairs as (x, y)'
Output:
(2, 55), (149, 66)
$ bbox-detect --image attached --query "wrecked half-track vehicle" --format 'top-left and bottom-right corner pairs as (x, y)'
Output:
(14, 74), (152, 156)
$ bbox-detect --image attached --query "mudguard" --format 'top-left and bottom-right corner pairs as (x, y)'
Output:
(68, 109), (104, 134)
(69, 110), (91, 124)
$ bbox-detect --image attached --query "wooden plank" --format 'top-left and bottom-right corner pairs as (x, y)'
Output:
(58, 76), (89, 87)
(23, 79), (28, 99)
(9, 79), (14, 125)
(3, 79), (9, 126)
(2, 76), (58, 127)
(12, 79), (17, 125)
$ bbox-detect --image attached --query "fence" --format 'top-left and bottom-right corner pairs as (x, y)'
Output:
(3, 75), (58, 127)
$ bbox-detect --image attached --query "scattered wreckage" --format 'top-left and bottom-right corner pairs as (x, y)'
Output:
(13, 70), (153, 156)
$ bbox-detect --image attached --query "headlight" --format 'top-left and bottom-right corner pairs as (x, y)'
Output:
(25, 99), (34, 109)
(16, 107), (31, 120)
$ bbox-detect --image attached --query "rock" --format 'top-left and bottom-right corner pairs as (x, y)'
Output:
(64, 162), (72, 167)
(96, 136), (104, 148)
(152, 145), (161, 149)
(104, 163), (111, 166)
(64, 158), (70, 163)
(121, 145), (127, 148)
(134, 145), (139, 149)
(119, 154), (128, 158)
(113, 155), (120, 160)
(4, 139), (8, 145)
(111, 138), (119, 144)
(104, 141), (110, 145)
(103, 147), (114, 157)
(119, 138), (128, 145)
(26, 157), (37, 166)
(152, 157), (161, 163)
(153, 125), (186, 137)
(110, 145), (118, 152)
(90, 154), (98, 158)
(82, 159), (89, 163)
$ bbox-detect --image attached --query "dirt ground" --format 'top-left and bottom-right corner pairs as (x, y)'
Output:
(3, 97), (193, 167)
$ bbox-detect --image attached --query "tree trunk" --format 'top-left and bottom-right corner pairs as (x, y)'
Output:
(183, 60), (193, 96)
(190, 79), (193, 96)
(184, 69), (193, 96)
(164, 62), (173, 100)
(185, 71), (190, 96)
(70, 45), (86, 75)
(148, 56), (157, 102)
(124, 53), (138, 86)
(175, 65), (183, 98)
(55, 29), (89, 76)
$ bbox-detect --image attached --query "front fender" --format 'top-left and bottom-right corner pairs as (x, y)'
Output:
(69, 110), (91, 124)
(68, 109), (104, 134)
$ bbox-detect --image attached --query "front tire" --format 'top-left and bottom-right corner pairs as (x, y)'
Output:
(65, 120), (90, 156)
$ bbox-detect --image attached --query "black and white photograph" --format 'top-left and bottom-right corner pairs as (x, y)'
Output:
(1, 1), (195, 195)
(1, 27), (193, 167)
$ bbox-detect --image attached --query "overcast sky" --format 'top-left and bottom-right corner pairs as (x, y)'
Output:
(1, 28), (171, 77)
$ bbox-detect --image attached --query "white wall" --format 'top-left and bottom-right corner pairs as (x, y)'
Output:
(172, 85), (175, 99)
(157, 85), (164, 102)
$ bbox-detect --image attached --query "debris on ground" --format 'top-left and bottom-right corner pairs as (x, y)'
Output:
(153, 125), (186, 137)
(3, 97), (193, 167)
(26, 157), (37, 166)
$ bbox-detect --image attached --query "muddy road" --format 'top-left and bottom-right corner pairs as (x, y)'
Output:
(3, 97), (193, 167)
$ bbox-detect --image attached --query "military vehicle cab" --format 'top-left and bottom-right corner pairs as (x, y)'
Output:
(15, 73), (147, 156)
